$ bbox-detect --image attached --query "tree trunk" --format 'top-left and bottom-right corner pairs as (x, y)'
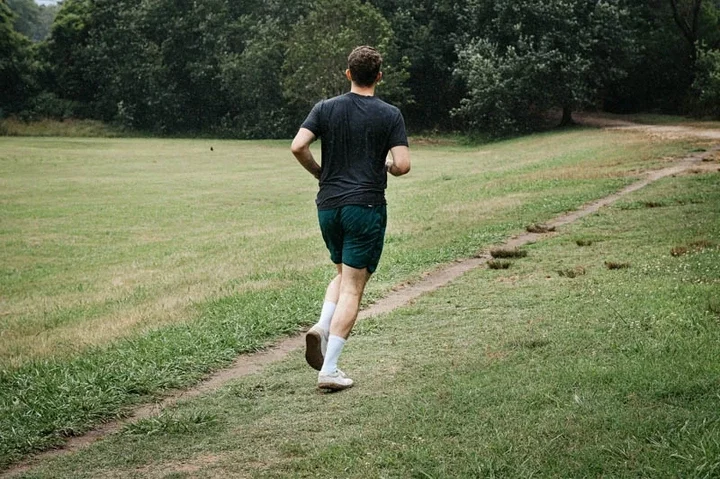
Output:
(560, 105), (574, 126)
(669, 0), (702, 64)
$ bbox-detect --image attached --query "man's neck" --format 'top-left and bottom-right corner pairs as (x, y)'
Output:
(350, 83), (375, 96)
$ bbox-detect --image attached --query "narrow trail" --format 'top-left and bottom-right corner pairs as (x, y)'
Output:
(3, 121), (719, 478)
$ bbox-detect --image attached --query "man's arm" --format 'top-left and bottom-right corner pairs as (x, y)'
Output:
(387, 145), (410, 177)
(291, 128), (321, 180)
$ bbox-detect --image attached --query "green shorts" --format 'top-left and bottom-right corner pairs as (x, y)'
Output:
(318, 205), (387, 274)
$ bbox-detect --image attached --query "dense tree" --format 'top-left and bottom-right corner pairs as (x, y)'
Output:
(43, 0), (95, 117)
(669, 0), (704, 62)
(218, 18), (292, 138)
(2, 0), (717, 136)
(0, 1), (35, 115)
(34, 4), (58, 41)
(453, 0), (635, 136)
(692, 47), (720, 116)
(369, 0), (468, 131)
(7, 0), (56, 41)
(7, 0), (38, 39)
(84, 0), (234, 131)
(603, 0), (720, 114)
(282, 0), (410, 114)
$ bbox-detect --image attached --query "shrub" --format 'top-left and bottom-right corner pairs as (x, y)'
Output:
(691, 47), (720, 118)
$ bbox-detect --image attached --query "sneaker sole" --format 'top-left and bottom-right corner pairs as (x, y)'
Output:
(305, 329), (324, 371)
(317, 381), (354, 391)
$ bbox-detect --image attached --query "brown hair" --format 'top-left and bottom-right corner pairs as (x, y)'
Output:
(347, 46), (383, 87)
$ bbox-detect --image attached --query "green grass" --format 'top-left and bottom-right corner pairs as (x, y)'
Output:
(0, 128), (704, 469)
(14, 169), (720, 478)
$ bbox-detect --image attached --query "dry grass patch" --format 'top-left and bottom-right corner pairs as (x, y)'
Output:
(671, 239), (715, 257)
(688, 239), (715, 250)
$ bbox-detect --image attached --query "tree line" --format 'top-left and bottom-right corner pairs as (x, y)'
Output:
(2, 0), (719, 138)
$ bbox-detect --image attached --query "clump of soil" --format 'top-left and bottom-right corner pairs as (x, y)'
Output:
(526, 223), (556, 233)
(557, 266), (586, 278)
(576, 239), (593, 247)
(605, 261), (630, 270)
(488, 259), (512, 270)
(643, 201), (664, 208)
(490, 248), (528, 259)
(671, 246), (688, 257)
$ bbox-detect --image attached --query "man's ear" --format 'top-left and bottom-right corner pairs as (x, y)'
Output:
(375, 71), (383, 84)
(345, 69), (353, 82)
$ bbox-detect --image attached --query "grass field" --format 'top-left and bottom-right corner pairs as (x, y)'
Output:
(10, 153), (720, 478)
(0, 126), (715, 469)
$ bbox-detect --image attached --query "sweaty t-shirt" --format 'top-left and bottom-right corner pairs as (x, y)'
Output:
(300, 92), (408, 210)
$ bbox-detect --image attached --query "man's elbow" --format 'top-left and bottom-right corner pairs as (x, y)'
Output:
(390, 156), (411, 176)
(290, 140), (306, 156)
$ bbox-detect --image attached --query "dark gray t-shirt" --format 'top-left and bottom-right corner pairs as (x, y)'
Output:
(300, 92), (408, 210)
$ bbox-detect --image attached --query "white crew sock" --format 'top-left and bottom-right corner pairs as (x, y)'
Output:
(320, 335), (346, 374)
(316, 301), (336, 332)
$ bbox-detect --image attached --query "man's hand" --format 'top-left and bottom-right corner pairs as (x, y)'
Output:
(291, 128), (321, 180)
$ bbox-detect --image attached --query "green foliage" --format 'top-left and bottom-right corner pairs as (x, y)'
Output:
(691, 47), (720, 117)
(282, 0), (410, 111)
(7, 0), (56, 41)
(453, 0), (635, 136)
(217, 18), (293, 138)
(7, 0), (38, 39)
(43, 0), (94, 118)
(0, 0), (717, 148)
(0, 0), (36, 115)
(368, 0), (464, 130)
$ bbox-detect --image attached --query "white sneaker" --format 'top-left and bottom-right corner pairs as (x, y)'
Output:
(305, 325), (328, 371)
(318, 369), (354, 391)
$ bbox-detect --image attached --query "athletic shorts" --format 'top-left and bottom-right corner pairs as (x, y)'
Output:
(317, 205), (387, 274)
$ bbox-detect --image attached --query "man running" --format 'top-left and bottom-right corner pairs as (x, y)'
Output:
(290, 45), (411, 391)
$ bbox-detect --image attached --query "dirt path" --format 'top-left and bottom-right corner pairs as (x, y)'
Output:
(574, 113), (720, 141)
(3, 120), (719, 478)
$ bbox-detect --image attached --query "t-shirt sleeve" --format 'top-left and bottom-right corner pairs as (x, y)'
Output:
(300, 101), (324, 137)
(388, 111), (409, 148)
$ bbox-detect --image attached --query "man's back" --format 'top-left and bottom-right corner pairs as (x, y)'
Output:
(301, 92), (408, 209)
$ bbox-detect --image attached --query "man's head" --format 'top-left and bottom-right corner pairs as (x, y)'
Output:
(347, 46), (383, 87)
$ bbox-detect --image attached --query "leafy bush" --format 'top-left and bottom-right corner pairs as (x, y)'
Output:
(25, 92), (79, 119)
(691, 47), (720, 118)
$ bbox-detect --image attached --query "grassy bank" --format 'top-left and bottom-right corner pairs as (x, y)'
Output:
(0, 129), (706, 468)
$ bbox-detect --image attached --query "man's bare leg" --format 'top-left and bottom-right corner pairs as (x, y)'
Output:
(328, 264), (369, 339)
(305, 265), (342, 370)
(318, 264), (369, 390)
